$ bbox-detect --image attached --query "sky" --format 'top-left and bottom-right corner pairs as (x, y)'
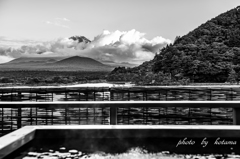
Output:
(0, 0), (240, 64)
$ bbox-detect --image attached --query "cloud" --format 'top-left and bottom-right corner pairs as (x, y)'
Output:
(0, 36), (42, 49)
(84, 29), (171, 64)
(56, 17), (70, 21)
(45, 21), (70, 29)
(45, 17), (71, 29)
(0, 55), (14, 64)
(0, 29), (171, 65)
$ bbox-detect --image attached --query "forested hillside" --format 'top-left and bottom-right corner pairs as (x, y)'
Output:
(108, 6), (240, 84)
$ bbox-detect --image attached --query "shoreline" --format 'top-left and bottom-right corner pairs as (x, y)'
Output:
(1, 83), (240, 88)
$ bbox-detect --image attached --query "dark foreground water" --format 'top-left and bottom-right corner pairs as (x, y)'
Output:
(5, 137), (240, 159)
(8, 147), (240, 159)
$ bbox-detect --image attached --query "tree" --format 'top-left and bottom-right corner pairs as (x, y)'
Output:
(227, 69), (237, 83)
(26, 78), (40, 84)
(173, 36), (181, 44)
(0, 77), (12, 83)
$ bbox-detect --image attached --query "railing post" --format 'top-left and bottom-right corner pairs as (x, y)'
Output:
(86, 92), (88, 101)
(233, 108), (240, 125)
(110, 106), (117, 125)
(65, 106), (68, 125)
(65, 91), (67, 101)
(17, 107), (22, 129)
(52, 92), (53, 101)
(18, 92), (21, 101)
(1, 108), (4, 133)
(110, 89), (113, 101)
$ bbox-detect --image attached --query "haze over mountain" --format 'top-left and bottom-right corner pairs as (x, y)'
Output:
(0, 55), (113, 72)
(5, 56), (66, 65)
(109, 6), (240, 83)
(53, 56), (105, 67)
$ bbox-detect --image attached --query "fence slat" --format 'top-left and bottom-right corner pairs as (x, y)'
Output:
(110, 107), (117, 125)
(17, 107), (22, 129)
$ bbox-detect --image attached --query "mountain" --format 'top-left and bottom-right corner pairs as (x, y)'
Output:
(53, 56), (105, 67)
(50, 56), (113, 71)
(0, 56), (113, 72)
(101, 60), (138, 68)
(108, 6), (240, 83)
(6, 56), (66, 65)
(69, 36), (91, 43)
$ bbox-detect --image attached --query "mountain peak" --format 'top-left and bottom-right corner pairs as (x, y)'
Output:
(69, 36), (91, 43)
(54, 56), (105, 67)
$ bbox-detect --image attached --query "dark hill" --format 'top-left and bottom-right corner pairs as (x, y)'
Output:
(0, 56), (113, 72)
(53, 56), (105, 67)
(109, 6), (240, 83)
(3, 56), (66, 65)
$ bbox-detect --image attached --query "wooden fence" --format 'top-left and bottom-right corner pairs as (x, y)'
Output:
(0, 86), (240, 101)
(0, 101), (238, 136)
(1, 86), (240, 137)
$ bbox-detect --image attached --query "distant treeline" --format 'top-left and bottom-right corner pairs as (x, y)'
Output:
(107, 66), (190, 85)
(0, 70), (109, 85)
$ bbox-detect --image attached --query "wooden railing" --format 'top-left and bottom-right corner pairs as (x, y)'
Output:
(0, 101), (238, 136)
(0, 86), (240, 101)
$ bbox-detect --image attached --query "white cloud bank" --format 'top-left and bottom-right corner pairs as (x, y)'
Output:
(0, 29), (171, 65)
(0, 55), (14, 64)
